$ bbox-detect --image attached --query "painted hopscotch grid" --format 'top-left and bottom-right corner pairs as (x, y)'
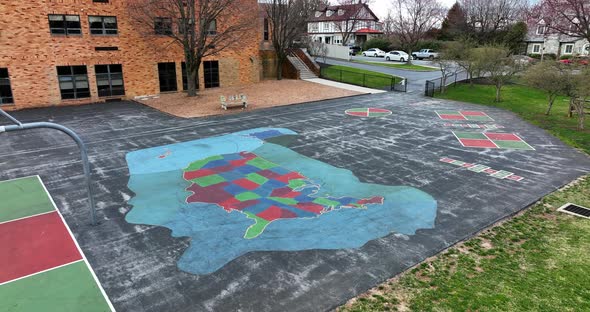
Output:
(440, 157), (524, 181)
(443, 123), (505, 130)
(345, 108), (392, 118)
(452, 131), (535, 150)
(436, 110), (494, 121)
(0, 176), (114, 311)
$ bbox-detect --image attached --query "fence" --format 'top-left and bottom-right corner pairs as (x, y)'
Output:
(424, 70), (468, 97)
(320, 66), (406, 92)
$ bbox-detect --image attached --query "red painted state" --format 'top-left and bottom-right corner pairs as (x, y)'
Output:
(460, 111), (486, 116)
(484, 133), (521, 141)
(233, 178), (260, 190)
(184, 169), (216, 180)
(459, 139), (498, 148)
(0, 212), (82, 284)
(439, 114), (466, 120)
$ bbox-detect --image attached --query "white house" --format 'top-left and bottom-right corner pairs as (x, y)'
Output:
(307, 3), (383, 47)
(525, 18), (590, 58)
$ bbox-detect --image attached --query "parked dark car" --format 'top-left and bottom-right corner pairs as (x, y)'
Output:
(349, 46), (361, 55)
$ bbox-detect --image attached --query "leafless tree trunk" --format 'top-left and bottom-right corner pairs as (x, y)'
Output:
(390, 0), (444, 65)
(460, 0), (527, 41)
(265, 0), (321, 80)
(128, 0), (254, 96)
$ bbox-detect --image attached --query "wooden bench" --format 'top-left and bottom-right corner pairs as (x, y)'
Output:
(220, 94), (248, 110)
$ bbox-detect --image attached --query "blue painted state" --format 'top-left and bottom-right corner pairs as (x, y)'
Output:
(125, 128), (437, 275)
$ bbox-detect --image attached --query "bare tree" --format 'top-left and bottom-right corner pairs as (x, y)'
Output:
(460, 0), (528, 41)
(523, 61), (571, 115)
(569, 67), (590, 130)
(472, 45), (524, 102)
(536, 0), (590, 43)
(333, 0), (373, 46)
(264, 0), (321, 80)
(390, 0), (445, 65)
(127, 0), (254, 96)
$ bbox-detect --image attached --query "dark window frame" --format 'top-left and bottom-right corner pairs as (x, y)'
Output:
(48, 14), (82, 36)
(95, 64), (125, 97)
(263, 18), (269, 41)
(89, 16), (118, 35)
(0, 68), (14, 105)
(203, 60), (220, 89)
(157, 62), (178, 92)
(93, 0), (109, 2)
(207, 20), (217, 36)
(155, 17), (173, 35)
(57, 66), (91, 100)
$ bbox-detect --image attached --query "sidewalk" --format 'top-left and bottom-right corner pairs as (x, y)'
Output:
(303, 78), (387, 94)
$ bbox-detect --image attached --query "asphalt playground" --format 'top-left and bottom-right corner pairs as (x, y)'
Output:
(1, 92), (590, 311)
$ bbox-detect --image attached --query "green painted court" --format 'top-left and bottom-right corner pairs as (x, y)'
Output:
(0, 176), (113, 312)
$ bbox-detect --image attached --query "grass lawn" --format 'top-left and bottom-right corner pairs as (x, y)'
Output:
(341, 176), (590, 312)
(352, 60), (438, 72)
(436, 83), (590, 154)
(321, 65), (401, 90)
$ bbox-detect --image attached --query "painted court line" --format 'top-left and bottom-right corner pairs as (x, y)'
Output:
(439, 157), (524, 181)
(37, 175), (116, 312)
(452, 131), (499, 149)
(0, 210), (54, 226)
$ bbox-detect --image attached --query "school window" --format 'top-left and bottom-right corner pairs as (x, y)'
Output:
(48, 15), (82, 35)
(207, 20), (217, 36)
(564, 44), (574, 54)
(263, 18), (269, 41)
(532, 44), (541, 53)
(89, 16), (118, 35)
(57, 66), (90, 99)
(95, 64), (125, 97)
(0, 68), (14, 105)
(155, 17), (173, 35)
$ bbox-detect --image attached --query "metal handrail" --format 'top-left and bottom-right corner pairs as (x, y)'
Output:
(0, 109), (97, 225)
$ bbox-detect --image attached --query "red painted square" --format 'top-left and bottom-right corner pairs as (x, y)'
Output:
(460, 111), (486, 116)
(0, 212), (82, 283)
(233, 178), (260, 190)
(440, 157), (455, 163)
(484, 133), (521, 141)
(459, 138), (498, 148)
(462, 163), (475, 168)
(439, 114), (466, 120)
(484, 169), (498, 174)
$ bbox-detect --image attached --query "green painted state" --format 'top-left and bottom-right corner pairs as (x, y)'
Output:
(454, 132), (488, 140)
(0, 261), (110, 312)
(288, 179), (307, 189)
(269, 197), (298, 205)
(191, 174), (225, 187)
(313, 197), (341, 207)
(247, 158), (277, 170)
(0, 176), (55, 223)
(236, 192), (261, 202)
(243, 212), (270, 239)
(246, 173), (268, 185)
(184, 155), (223, 171)
(493, 140), (534, 150)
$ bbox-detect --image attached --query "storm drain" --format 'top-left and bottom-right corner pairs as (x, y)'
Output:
(557, 203), (590, 219)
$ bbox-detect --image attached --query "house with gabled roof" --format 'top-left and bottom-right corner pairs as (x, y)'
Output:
(307, 2), (383, 47)
(525, 17), (589, 58)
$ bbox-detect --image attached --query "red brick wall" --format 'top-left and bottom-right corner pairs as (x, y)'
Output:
(0, 0), (261, 110)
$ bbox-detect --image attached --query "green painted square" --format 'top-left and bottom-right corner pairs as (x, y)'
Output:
(453, 131), (488, 139)
(246, 158), (277, 170)
(468, 164), (490, 172)
(466, 115), (493, 121)
(437, 110), (460, 115)
(450, 160), (466, 166)
(491, 170), (513, 179)
(269, 197), (298, 205)
(0, 261), (111, 312)
(185, 155), (224, 171)
(191, 174), (226, 187)
(236, 192), (261, 202)
(313, 197), (341, 207)
(0, 176), (55, 223)
(493, 140), (534, 150)
(246, 173), (268, 185)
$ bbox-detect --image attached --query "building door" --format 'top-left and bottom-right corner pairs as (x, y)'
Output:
(158, 62), (177, 92)
(203, 61), (219, 88)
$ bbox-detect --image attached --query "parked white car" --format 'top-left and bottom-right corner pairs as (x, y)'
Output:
(362, 48), (386, 57)
(385, 51), (409, 62)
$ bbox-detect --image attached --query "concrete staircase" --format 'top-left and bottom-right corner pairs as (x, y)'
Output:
(287, 55), (318, 79)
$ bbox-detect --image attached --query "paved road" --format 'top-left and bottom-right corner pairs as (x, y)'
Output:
(323, 57), (467, 94)
(2, 93), (589, 311)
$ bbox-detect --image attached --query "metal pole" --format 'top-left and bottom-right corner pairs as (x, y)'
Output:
(0, 110), (97, 225)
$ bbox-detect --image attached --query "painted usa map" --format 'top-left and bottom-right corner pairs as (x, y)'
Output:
(183, 151), (384, 239)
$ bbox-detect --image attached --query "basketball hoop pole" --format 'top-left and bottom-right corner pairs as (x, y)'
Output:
(0, 109), (97, 225)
